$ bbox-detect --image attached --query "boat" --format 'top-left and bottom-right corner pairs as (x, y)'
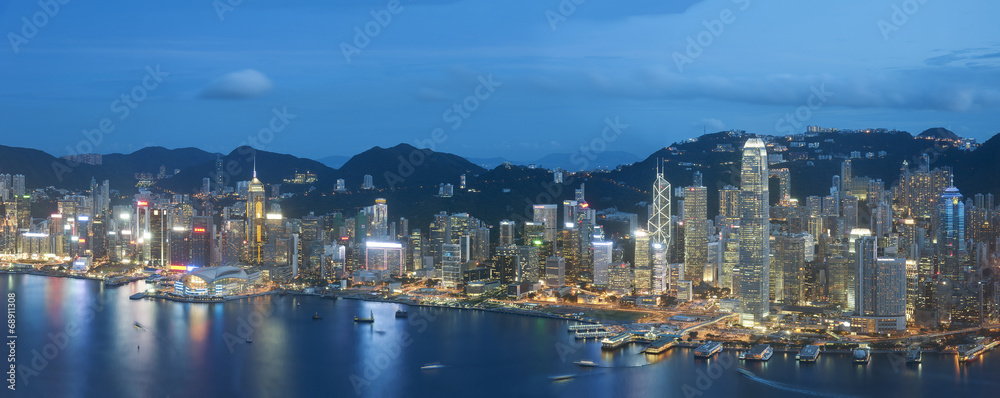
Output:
(694, 341), (723, 358)
(246, 338), (252, 343)
(354, 310), (375, 323)
(905, 345), (921, 363)
(549, 374), (575, 381)
(745, 344), (773, 361)
(853, 345), (871, 364)
(375, 329), (387, 334)
(296, 302), (301, 307)
(797, 345), (820, 362)
(395, 310), (409, 318)
(313, 312), (322, 320)
(573, 360), (598, 367)
(133, 321), (144, 330)
(420, 362), (445, 370)
(736, 366), (754, 377)
(737, 351), (746, 360)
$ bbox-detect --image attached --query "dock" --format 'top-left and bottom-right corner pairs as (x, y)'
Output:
(569, 324), (605, 332)
(601, 333), (634, 350)
(575, 330), (616, 339)
(644, 337), (680, 354)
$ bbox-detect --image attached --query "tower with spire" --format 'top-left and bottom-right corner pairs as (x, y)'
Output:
(246, 157), (267, 264)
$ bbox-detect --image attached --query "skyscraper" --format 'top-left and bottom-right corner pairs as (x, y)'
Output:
(499, 220), (515, 246)
(533, 204), (558, 243)
(648, 160), (672, 247)
(684, 183), (707, 282)
(246, 164), (267, 264)
(738, 138), (770, 325)
(634, 230), (651, 294)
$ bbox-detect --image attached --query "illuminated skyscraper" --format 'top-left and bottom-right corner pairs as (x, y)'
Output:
(648, 160), (672, 247)
(372, 198), (388, 238)
(937, 184), (966, 281)
(499, 220), (515, 246)
(738, 138), (770, 324)
(246, 163), (267, 264)
(634, 229), (651, 294)
(533, 204), (558, 242)
(684, 183), (707, 282)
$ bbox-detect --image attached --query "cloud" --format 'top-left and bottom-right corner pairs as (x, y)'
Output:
(699, 118), (725, 132)
(199, 69), (273, 99)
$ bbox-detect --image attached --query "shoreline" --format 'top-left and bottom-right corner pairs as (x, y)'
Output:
(4, 271), (991, 353)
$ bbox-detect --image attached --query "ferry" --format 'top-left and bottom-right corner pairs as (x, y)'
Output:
(853, 345), (871, 364)
(906, 345), (921, 363)
(745, 344), (773, 361)
(395, 310), (409, 318)
(354, 311), (375, 323)
(246, 338), (252, 343)
(375, 329), (387, 334)
(573, 360), (599, 367)
(550, 374), (575, 381)
(694, 341), (723, 358)
(736, 366), (754, 378)
(644, 337), (679, 354)
(796, 345), (820, 362)
(313, 312), (322, 320)
(960, 345), (983, 362)
(737, 350), (746, 360)
(420, 363), (446, 370)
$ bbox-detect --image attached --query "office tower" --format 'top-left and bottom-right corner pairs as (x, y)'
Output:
(822, 195), (839, 217)
(634, 230), (651, 294)
(843, 195), (859, 231)
(592, 241), (613, 286)
(372, 198), (388, 238)
(499, 220), (515, 246)
(201, 178), (211, 196)
(938, 185), (966, 278)
(721, 225), (739, 295)
(769, 168), (790, 203)
(841, 159), (852, 194)
(562, 200), (578, 227)
(366, 241), (404, 277)
(684, 183), (707, 282)
(533, 204), (558, 242)
(559, 225), (580, 284)
(494, 245), (519, 285)
(545, 256), (565, 287)
(441, 243), (461, 288)
(12, 174), (25, 196)
(362, 175), (374, 190)
(648, 160), (672, 247)
(246, 165), (267, 264)
(773, 233), (807, 305)
(738, 138), (770, 324)
(608, 262), (632, 294)
(517, 244), (541, 283)
(652, 242), (668, 294)
(719, 185), (740, 227)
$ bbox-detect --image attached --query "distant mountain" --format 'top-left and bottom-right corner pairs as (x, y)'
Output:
(464, 156), (516, 169)
(332, 144), (486, 191)
(533, 151), (641, 171)
(918, 127), (960, 140)
(0, 145), (216, 192)
(155, 146), (334, 195)
(315, 155), (350, 169)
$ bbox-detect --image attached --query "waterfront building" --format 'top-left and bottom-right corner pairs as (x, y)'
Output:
(738, 138), (770, 325)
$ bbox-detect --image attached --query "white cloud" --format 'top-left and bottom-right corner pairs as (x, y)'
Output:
(199, 69), (273, 99)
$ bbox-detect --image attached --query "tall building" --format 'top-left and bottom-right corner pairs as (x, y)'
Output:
(592, 241), (613, 286)
(738, 138), (770, 325)
(533, 204), (558, 243)
(371, 198), (388, 238)
(545, 256), (565, 287)
(684, 184), (707, 281)
(441, 243), (461, 288)
(648, 160), (672, 247)
(633, 230), (651, 294)
(499, 220), (515, 246)
(246, 165), (267, 264)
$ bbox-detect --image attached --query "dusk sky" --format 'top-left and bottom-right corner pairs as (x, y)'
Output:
(1, 0), (997, 161)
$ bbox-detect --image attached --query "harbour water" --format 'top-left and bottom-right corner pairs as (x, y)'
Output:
(6, 273), (1000, 397)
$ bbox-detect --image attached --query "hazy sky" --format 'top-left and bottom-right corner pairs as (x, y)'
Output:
(1, 0), (998, 161)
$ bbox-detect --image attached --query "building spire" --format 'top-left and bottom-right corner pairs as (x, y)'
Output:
(253, 156), (257, 179)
